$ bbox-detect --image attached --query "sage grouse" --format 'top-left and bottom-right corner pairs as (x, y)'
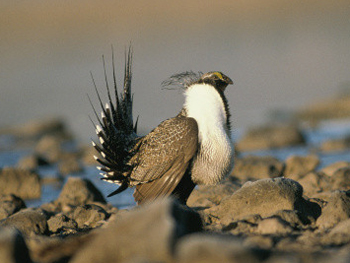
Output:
(90, 48), (234, 205)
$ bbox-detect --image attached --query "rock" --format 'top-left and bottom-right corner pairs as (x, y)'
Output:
(325, 219), (350, 246)
(222, 220), (258, 235)
(80, 145), (98, 165)
(231, 155), (284, 180)
(272, 210), (306, 228)
(297, 172), (326, 196)
(0, 228), (32, 263)
(57, 177), (106, 206)
(175, 233), (263, 263)
(17, 154), (49, 171)
(206, 178), (320, 225)
(35, 135), (63, 163)
(187, 180), (240, 207)
(236, 124), (305, 151)
(0, 208), (48, 236)
(256, 217), (293, 235)
(0, 194), (26, 220)
(296, 94), (350, 122)
(27, 233), (93, 263)
(0, 168), (41, 199)
(58, 158), (83, 175)
(330, 167), (350, 190)
(316, 190), (350, 230)
(320, 161), (350, 177)
(71, 204), (109, 228)
(47, 214), (78, 234)
(0, 118), (70, 140)
(70, 198), (202, 263)
(320, 136), (350, 152)
(284, 155), (320, 180)
(243, 235), (274, 250)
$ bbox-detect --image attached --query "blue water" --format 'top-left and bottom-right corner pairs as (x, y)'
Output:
(1, 119), (350, 209)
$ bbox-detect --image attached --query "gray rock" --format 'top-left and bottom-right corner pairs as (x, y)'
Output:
(243, 235), (274, 250)
(284, 155), (320, 180)
(296, 94), (350, 123)
(1, 118), (70, 140)
(0, 228), (32, 263)
(231, 155), (284, 180)
(70, 198), (202, 263)
(257, 217), (293, 235)
(0, 208), (48, 236)
(35, 135), (63, 163)
(316, 190), (350, 229)
(71, 204), (109, 228)
(206, 178), (320, 225)
(175, 233), (262, 263)
(320, 161), (350, 177)
(47, 214), (78, 233)
(236, 124), (305, 151)
(272, 210), (306, 228)
(27, 232), (92, 263)
(0, 168), (41, 199)
(330, 167), (350, 190)
(320, 136), (350, 152)
(57, 177), (106, 206)
(80, 145), (98, 165)
(297, 172), (326, 196)
(17, 154), (49, 171)
(187, 180), (240, 208)
(58, 158), (83, 175)
(0, 194), (26, 220)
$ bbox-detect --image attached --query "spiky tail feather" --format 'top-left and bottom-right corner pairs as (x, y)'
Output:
(89, 46), (139, 196)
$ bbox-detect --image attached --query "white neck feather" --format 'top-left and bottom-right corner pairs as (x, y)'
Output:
(184, 83), (227, 140)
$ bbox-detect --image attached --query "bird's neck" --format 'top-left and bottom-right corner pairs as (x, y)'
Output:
(183, 83), (229, 141)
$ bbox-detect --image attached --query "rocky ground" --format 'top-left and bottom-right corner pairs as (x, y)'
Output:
(2, 95), (350, 263)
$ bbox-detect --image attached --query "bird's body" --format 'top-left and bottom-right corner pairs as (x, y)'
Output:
(91, 48), (234, 205)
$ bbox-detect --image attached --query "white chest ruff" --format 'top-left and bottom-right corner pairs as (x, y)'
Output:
(184, 84), (234, 185)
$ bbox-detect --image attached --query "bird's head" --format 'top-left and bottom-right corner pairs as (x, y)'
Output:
(199, 71), (233, 91)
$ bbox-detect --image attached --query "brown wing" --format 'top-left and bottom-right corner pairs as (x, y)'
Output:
(131, 116), (198, 204)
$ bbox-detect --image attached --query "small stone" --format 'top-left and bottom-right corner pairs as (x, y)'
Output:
(0, 208), (48, 236)
(0, 194), (26, 220)
(236, 124), (305, 151)
(330, 167), (350, 190)
(187, 181), (240, 207)
(320, 161), (350, 177)
(35, 135), (63, 163)
(58, 158), (83, 175)
(231, 155), (284, 180)
(298, 172), (324, 196)
(316, 190), (350, 229)
(0, 168), (41, 199)
(57, 177), (106, 206)
(17, 154), (49, 171)
(72, 204), (109, 228)
(47, 214), (78, 233)
(284, 155), (320, 180)
(175, 233), (262, 263)
(257, 217), (293, 235)
(320, 136), (350, 152)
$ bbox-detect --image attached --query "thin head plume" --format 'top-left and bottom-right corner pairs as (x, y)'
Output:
(161, 71), (203, 90)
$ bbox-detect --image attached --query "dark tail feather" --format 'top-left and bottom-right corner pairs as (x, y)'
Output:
(90, 45), (138, 197)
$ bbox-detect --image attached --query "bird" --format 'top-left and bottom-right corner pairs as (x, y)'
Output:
(90, 47), (234, 205)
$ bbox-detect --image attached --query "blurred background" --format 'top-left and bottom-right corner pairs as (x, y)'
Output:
(1, 0), (350, 143)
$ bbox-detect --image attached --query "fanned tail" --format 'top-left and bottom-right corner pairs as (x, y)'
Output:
(89, 46), (139, 196)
